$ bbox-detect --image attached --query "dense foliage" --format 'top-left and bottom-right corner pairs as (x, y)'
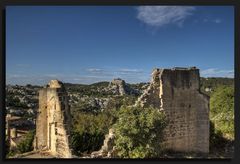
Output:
(65, 82), (113, 97)
(16, 130), (35, 154)
(71, 109), (118, 155)
(210, 86), (234, 139)
(209, 121), (228, 152)
(6, 94), (28, 108)
(200, 77), (234, 95)
(71, 131), (105, 155)
(113, 106), (167, 158)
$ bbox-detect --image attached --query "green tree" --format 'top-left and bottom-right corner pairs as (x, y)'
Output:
(113, 106), (167, 158)
(71, 109), (118, 155)
(17, 130), (35, 154)
(210, 86), (234, 139)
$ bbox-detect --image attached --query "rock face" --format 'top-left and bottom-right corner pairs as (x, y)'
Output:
(108, 78), (138, 96)
(108, 78), (127, 95)
(34, 80), (72, 158)
(136, 67), (210, 154)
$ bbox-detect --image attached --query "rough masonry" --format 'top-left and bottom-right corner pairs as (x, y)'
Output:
(135, 67), (210, 154)
(34, 80), (72, 158)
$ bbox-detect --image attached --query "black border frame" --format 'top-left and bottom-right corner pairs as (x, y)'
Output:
(0, 0), (239, 164)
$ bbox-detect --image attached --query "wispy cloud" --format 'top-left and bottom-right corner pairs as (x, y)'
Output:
(7, 74), (28, 78)
(44, 74), (60, 77)
(85, 68), (114, 78)
(202, 18), (222, 24)
(201, 68), (234, 78)
(6, 67), (151, 85)
(15, 64), (31, 68)
(86, 68), (104, 73)
(118, 68), (143, 75)
(136, 6), (195, 28)
(213, 18), (222, 24)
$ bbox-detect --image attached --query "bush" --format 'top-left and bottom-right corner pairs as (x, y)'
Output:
(71, 110), (118, 155)
(71, 131), (105, 155)
(210, 86), (234, 139)
(209, 121), (228, 152)
(17, 130), (35, 154)
(113, 106), (167, 158)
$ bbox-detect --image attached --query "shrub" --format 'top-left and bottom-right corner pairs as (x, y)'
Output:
(71, 131), (105, 155)
(113, 106), (167, 158)
(210, 86), (234, 139)
(209, 120), (228, 152)
(71, 110), (118, 155)
(17, 130), (35, 154)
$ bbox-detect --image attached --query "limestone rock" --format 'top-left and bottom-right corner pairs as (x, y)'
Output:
(108, 78), (139, 96)
(90, 128), (117, 158)
(34, 80), (72, 158)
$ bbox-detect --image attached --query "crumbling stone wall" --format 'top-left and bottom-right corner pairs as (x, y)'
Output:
(136, 67), (209, 154)
(34, 80), (72, 158)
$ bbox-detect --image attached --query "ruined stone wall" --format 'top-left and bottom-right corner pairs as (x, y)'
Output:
(35, 80), (72, 158)
(35, 89), (48, 150)
(136, 67), (209, 154)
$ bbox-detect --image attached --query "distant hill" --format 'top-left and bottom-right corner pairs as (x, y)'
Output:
(200, 77), (234, 95)
(64, 77), (234, 96)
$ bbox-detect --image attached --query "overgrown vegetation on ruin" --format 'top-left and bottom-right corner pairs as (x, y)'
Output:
(210, 86), (234, 139)
(6, 77), (234, 158)
(113, 106), (167, 158)
(6, 130), (35, 157)
(71, 109), (118, 155)
(208, 85), (234, 157)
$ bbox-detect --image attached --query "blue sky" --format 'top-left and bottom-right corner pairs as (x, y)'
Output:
(6, 6), (234, 85)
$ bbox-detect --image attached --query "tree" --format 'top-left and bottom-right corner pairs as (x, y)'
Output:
(17, 130), (35, 154)
(71, 110), (118, 156)
(113, 106), (167, 158)
(210, 86), (234, 139)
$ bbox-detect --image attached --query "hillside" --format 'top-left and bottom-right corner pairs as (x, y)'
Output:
(5, 77), (234, 158)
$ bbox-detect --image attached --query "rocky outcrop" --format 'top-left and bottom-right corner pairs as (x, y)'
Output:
(108, 78), (139, 96)
(90, 128), (117, 158)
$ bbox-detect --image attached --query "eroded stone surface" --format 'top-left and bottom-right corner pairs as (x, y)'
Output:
(90, 128), (117, 158)
(136, 67), (210, 154)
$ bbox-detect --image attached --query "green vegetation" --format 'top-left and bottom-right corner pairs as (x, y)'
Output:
(105, 95), (137, 110)
(6, 77), (234, 158)
(7, 130), (35, 157)
(200, 77), (234, 95)
(71, 109), (118, 155)
(17, 130), (35, 154)
(65, 82), (113, 97)
(113, 106), (167, 158)
(6, 94), (28, 108)
(210, 86), (234, 139)
(209, 121), (229, 152)
(71, 131), (105, 155)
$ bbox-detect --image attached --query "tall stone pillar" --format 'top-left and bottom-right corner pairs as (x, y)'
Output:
(34, 80), (72, 158)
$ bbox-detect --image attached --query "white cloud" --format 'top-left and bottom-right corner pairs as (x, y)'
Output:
(45, 74), (59, 77)
(213, 18), (222, 24)
(87, 68), (103, 73)
(8, 74), (28, 78)
(118, 68), (143, 73)
(201, 68), (234, 78)
(202, 18), (222, 24)
(136, 6), (195, 27)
